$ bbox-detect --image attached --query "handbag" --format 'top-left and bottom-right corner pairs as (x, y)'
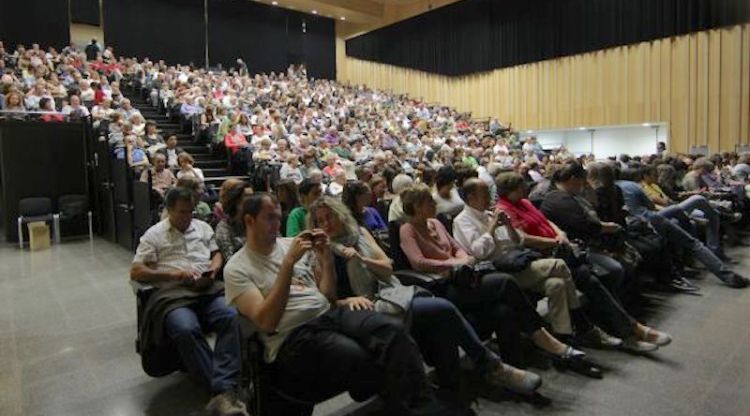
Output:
(492, 248), (542, 273)
(451, 261), (495, 289)
(551, 242), (588, 269)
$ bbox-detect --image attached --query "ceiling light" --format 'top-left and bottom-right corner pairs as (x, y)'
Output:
(312, 10), (318, 14)
(271, 1), (278, 5)
(578, 127), (586, 130)
(642, 123), (650, 127)
(526, 130), (533, 133)
(340, 16), (346, 20)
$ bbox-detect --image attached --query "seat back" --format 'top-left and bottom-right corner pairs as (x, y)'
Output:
(375, 198), (391, 224)
(18, 197), (52, 217)
(436, 212), (454, 234)
(58, 194), (89, 218)
(388, 220), (412, 271)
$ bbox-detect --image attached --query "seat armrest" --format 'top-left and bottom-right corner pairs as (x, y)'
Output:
(130, 280), (157, 299)
(393, 270), (441, 289)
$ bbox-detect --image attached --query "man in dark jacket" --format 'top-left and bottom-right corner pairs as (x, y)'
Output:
(84, 39), (100, 61)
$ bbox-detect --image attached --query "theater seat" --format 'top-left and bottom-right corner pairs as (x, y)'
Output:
(58, 194), (93, 241)
(387, 220), (441, 289)
(236, 315), (375, 415)
(17, 197), (59, 249)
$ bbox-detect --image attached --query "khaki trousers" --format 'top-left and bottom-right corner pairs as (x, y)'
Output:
(513, 258), (579, 335)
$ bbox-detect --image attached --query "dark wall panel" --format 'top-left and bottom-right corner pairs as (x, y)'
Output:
(71, 0), (100, 26)
(303, 14), (336, 80)
(103, 0), (205, 67)
(0, 121), (88, 242)
(207, 0), (335, 79)
(207, 0), (289, 74)
(346, 0), (750, 76)
(0, 0), (70, 51)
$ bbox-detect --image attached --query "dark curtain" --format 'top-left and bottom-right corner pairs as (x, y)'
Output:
(301, 14), (336, 80)
(0, 0), (70, 51)
(207, 0), (289, 74)
(71, 0), (100, 26)
(346, 0), (750, 76)
(207, 0), (336, 79)
(103, 0), (205, 67)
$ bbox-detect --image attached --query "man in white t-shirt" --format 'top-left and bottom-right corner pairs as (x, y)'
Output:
(223, 193), (455, 415)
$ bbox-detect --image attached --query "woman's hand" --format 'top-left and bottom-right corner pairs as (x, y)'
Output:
(309, 228), (331, 258)
(340, 246), (360, 260)
(338, 296), (375, 311)
(555, 233), (570, 246)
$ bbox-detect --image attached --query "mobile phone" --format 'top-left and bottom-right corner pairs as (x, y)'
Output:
(298, 231), (314, 241)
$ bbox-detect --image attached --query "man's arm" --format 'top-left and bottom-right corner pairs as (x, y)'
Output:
(453, 214), (495, 261)
(233, 237), (311, 333)
(207, 250), (223, 279)
(131, 262), (189, 282)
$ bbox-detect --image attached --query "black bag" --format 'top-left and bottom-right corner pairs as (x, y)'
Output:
(551, 242), (588, 269)
(492, 248), (542, 273)
(450, 261), (496, 289)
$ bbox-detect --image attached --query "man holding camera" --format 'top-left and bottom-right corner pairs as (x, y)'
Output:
(224, 193), (460, 415)
(131, 187), (246, 415)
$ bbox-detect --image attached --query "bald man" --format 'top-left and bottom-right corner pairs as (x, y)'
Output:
(453, 179), (588, 340)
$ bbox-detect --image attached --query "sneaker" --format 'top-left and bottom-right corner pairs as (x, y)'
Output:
(621, 337), (659, 354)
(577, 326), (623, 349)
(205, 390), (249, 416)
(669, 276), (701, 293)
(640, 328), (672, 347)
(484, 363), (542, 395)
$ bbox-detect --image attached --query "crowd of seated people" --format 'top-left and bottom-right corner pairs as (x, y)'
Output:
(7, 40), (750, 415)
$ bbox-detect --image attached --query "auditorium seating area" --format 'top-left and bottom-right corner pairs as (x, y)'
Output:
(3, 16), (750, 416)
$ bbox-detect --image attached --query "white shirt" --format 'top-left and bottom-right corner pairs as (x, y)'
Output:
(132, 218), (218, 281)
(433, 188), (465, 217)
(453, 205), (522, 262)
(529, 169), (544, 183)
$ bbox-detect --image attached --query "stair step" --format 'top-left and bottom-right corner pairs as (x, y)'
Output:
(205, 176), (250, 186)
(195, 160), (227, 169)
(203, 168), (231, 177)
(181, 145), (211, 154)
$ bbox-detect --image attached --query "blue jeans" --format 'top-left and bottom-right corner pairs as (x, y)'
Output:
(588, 252), (626, 297)
(410, 297), (500, 390)
(646, 214), (734, 283)
(164, 295), (240, 394)
(659, 195), (721, 253)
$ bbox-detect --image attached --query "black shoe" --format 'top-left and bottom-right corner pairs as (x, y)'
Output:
(538, 347), (603, 379)
(725, 274), (749, 289)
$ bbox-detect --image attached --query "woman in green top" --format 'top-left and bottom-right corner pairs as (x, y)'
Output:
(285, 178), (322, 237)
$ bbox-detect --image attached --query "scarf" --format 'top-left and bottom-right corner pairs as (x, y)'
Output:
(331, 228), (418, 317)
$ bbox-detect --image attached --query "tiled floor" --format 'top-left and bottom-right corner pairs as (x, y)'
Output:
(1, 237), (749, 415)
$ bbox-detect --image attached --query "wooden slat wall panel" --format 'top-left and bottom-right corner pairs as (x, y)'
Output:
(338, 23), (750, 153)
(720, 26), (742, 151)
(707, 30), (722, 153)
(741, 26), (750, 146)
